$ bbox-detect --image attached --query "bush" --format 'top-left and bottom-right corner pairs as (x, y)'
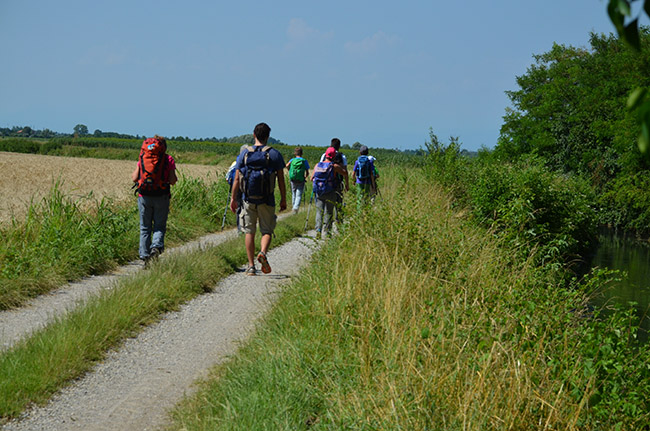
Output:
(600, 171), (650, 234)
(0, 138), (40, 154)
(423, 140), (598, 267)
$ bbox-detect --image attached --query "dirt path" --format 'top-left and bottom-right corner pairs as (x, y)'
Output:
(1, 224), (319, 430)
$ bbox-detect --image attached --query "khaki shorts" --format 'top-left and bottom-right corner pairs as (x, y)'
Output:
(240, 201), (277, 236)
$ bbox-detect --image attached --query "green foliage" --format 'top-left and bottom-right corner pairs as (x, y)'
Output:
(0, 138), (41, 154)
(561, 269), (650, 428)
(496, 29), (650, 234)
(170, 168), (650, 429)
(601, 171), (650, 230)
(498, 32), (648, 177)
(424, 131), (598, 266)
(0, 183), (138, 308)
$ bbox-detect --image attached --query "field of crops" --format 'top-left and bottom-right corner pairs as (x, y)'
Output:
(0, 152), (222, 223)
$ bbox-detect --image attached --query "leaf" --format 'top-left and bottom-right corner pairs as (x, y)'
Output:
(608, 0), (626, 32)
(638, 122), (650, 154)
(624, 18), (641, 50)
(615, 0), (632, 15)
(627, 87), (647, 110)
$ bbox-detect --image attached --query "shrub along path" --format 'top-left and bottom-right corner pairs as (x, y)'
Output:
(2, 226), (318, 430)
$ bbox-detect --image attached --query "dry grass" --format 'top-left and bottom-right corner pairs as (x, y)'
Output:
(0, 152), (222, 223)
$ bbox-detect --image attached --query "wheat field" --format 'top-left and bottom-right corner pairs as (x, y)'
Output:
(0, 152), (221, 223)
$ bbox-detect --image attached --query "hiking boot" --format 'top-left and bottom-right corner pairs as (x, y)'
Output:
(257, 251), (271, 274)
(245, 265), (257, 276)
(150, 247), (162, 259)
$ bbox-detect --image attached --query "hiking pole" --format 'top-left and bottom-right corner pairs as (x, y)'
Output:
(221, 189), (231, 230)
(304, 190), (314, 231)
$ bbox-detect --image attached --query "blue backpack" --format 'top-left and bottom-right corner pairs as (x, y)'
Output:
(312, 161), (335, 197)
(240, 145), (275, 204)
(225, 161), (237, 187)
(355, 155), (372, 181)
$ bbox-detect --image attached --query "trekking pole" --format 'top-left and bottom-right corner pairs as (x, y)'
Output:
(221, 189), (232, 230)
(304, 190), (314, 231)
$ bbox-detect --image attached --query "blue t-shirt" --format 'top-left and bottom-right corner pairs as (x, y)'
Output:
(353, 157), (375, 185)
(235, 145), (285, 206)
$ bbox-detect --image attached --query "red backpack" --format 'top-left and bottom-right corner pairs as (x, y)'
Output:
(136, 137), (169, 195)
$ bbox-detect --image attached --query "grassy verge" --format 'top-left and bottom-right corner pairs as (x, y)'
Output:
(169, 168), (649, 430)
(0, 214), (306, 420)
(0, 175), (233, 310)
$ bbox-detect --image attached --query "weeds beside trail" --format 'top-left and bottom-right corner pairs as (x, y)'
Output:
(0, 216), (305, 420)
(0, 174), (231, 310)
(171, 168), (650, 430)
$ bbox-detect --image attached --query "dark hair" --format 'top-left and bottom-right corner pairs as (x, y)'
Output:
(359, 145), (369, 155)
(153, 135), (167, 147)
(331, 138), (341, 149)
(294, 147), (303, 156)
(254, 123), (271, 144)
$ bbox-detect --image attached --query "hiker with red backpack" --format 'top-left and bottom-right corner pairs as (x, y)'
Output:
(311, 146), (347, 239)
(285, 147), (310, 214)
(131, 135), (178, 264)
(229, 123), (287, 276)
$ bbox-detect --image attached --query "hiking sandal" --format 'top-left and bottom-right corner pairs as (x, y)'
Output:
(257, 251), (271, 274)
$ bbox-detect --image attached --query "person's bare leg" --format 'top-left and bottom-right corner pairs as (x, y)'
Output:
(245, 233), (256, 267)
(260, 234), (271, 254)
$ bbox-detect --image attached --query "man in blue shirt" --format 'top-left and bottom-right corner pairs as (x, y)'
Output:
(352, 145), (377, 209)
(230, 123), (287, 275)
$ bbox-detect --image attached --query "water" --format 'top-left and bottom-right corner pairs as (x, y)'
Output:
(581, 229), (650, 342)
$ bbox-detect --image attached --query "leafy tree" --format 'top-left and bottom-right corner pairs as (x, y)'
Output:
(73, 124), (88, 136)
(608, 1), (650, 152)
(352, 142), (362, 150)
(497, 31), (650, 183)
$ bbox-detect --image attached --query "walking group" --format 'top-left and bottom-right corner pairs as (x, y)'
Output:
(131, 122), (379, 275)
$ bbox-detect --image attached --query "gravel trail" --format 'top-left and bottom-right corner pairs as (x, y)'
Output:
(1, 223), (319, 430)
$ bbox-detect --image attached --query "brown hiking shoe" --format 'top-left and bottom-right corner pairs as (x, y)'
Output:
(257, 251), (271, 274)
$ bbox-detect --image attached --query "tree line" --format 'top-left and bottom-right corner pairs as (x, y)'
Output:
(495, 28), (650, 234)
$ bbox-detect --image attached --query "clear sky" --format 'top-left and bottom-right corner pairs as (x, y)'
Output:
(0, 1), (622, 151)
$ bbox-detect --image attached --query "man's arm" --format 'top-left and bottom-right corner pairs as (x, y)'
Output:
(276, 168), (287, 211)
(131, 166), (139, 183)
(230, 170), (241, 213)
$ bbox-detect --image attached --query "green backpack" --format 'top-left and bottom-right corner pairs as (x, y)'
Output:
(289, 157), (306, 182)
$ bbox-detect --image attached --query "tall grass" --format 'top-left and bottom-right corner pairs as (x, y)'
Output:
(0, 175), (232, 310)
(170, 168), (649, 430)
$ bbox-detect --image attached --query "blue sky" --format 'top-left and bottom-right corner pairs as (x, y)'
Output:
(0, 1), (622, 151)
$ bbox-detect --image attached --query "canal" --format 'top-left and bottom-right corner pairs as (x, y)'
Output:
(581, 229), (650, 342)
